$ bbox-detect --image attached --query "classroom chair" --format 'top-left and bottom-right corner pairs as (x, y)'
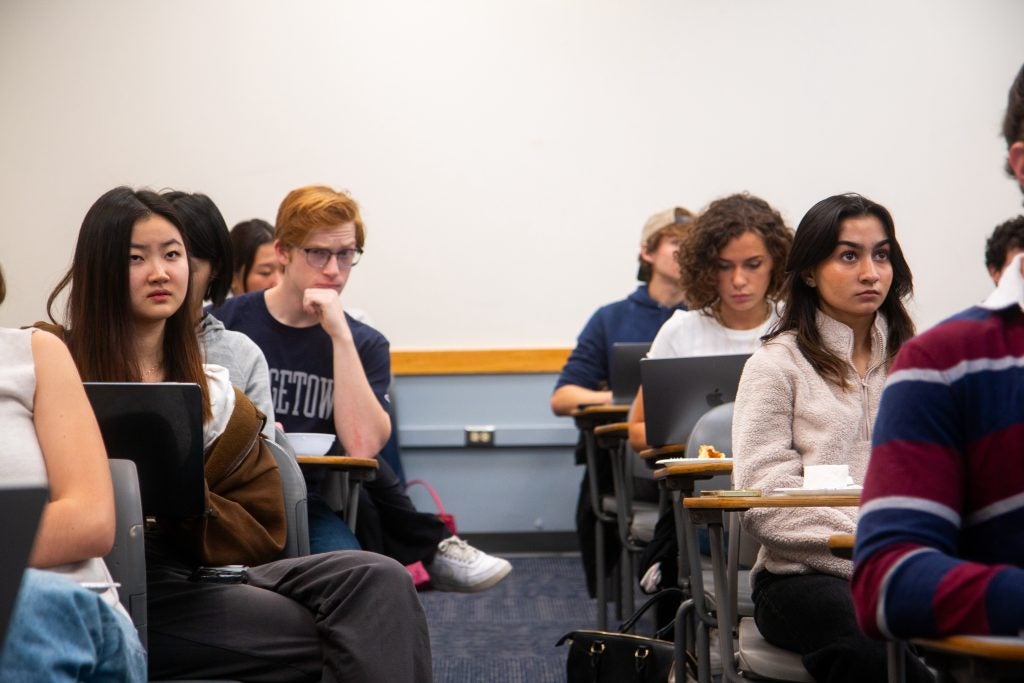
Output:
(105, 459), (148, 649)
(264, 438), (310, 557)
(106, 458), (242, 683)
(572, 403), (631, 629)
(651, 402), (749, 683)
(682, 490), (863, 682)
(275, 427), (378, 533)
(594, 419), (660, 618)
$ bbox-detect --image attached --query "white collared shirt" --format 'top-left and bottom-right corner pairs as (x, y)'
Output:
(981, 252), (1024, 311)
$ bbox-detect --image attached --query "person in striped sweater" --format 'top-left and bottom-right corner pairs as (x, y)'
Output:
(853, 61), (1024, 639)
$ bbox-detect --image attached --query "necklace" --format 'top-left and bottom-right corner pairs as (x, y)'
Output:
(140, 362), (163, 381)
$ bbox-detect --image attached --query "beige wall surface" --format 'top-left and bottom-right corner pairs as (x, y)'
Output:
(1, 1), (1022, 345)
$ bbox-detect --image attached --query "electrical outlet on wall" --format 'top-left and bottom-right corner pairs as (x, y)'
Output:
(464, 425), (496, 447)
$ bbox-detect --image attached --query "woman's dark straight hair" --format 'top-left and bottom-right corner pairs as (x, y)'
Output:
(163, 191), (234, 307)
(230, 219), (275, 292)
(765, 193), (915, 388)
(47, 187), (211, 419)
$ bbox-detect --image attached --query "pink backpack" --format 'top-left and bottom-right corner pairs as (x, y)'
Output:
(405, 479), (458, 589)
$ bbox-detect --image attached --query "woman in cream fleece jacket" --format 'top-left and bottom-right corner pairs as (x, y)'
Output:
(732, 194), (930, 683)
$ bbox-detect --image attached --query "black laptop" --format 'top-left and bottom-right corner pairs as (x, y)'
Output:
(0, 485), (47, 654)
(640, 354), (750, 448)
(609, 342), (651, 405)
(84, 383), (205, 517)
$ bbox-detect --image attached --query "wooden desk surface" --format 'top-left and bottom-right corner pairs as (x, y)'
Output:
(570, 404), (629, 431)
(654, 460), (733, 479)
(639, 443), (686, 461)
(594, 421), (629, 437)
(827, 534), (854, 549)
(685, 493), (860, 510)
(570, 404), (629, 418)
(828, 533), (855, 560)
(295, 455), (380, 471)
(912, 635), (1024, 661)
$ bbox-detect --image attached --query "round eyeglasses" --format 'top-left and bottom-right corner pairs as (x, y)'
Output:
(291, 245), (363, 270)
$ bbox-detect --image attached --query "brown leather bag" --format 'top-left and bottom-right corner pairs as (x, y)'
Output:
(172, 387), (287, 566)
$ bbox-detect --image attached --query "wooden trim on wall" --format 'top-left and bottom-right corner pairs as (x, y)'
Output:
(391, 348), (572, 376)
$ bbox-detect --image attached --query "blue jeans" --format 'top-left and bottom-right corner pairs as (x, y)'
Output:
(0, 569), (147, 682)
(308, 495), (362, 554)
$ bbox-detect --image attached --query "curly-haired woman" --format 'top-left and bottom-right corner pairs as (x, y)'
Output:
(628, 192), (793, 452)
(627, 193), (793, 604)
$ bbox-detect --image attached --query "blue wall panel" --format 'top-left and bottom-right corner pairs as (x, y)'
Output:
(394, 373), (582, 533)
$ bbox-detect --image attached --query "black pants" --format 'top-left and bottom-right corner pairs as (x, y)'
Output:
(355, 456), (450, 566)
(753, 570), (933, 683)
(146, 534), (432, 682)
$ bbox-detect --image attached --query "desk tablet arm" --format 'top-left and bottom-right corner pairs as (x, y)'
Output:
(683, 494), (860, 683)
(295, 456), (379, 532)
(909, 635), (1024, 682)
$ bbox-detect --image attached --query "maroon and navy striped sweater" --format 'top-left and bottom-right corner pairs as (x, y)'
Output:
(852, 303), (1024, 639)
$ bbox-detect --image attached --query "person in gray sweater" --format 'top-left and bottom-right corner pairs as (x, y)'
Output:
(163, 191), (277, 439)
(199, 312), (274, 440)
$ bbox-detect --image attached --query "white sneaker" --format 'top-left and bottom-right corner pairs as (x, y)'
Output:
(425, 536), (512, 592)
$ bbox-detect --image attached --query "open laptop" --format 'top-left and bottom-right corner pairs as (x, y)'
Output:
(609, 342), (651, 405)
(84, 383), (205, 518)
(640, 354), (750, 448)
(0, 485), (47, 655)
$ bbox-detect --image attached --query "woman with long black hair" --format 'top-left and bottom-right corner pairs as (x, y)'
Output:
(732, 193), (930, 682)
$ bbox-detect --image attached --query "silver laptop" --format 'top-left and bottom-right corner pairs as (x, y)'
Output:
(640, 354), (750, 448)
(609, 342), (651, 405)
(84, 383), (205, 517)
(0, 485), (47, 654)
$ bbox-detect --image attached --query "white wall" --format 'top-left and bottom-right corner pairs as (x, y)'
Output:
(1, 1), (1022, 345)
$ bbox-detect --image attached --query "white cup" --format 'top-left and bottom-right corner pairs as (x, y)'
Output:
(803, 464), (852, 490)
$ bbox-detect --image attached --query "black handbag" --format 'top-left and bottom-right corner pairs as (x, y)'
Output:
(557, 589), (681, 683)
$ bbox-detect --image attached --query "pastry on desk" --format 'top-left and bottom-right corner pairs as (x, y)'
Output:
(697, 444), (726, 459)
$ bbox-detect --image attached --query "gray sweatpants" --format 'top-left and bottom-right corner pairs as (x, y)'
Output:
(146, 537), (432, 682)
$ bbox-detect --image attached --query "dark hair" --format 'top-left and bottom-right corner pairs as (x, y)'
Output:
(1004, 63), (1024, 185)
(766, 193), (915, 389)
(46, 187), (210, 418)
(678, 193), (792, 312)
(985, 215), (1024, 274)
(0, 264), (5, 305)
(230, 219), (275, 291)
(163, 191), (234, 307)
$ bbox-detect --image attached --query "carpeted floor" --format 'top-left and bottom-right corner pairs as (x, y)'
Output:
(419, 554), (596, 683)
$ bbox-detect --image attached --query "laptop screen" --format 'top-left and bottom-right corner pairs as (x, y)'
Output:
(609, 342), (651, 405)
(84, 383), (205, 518)
(0, 485), (47, 654)
(640, 354), (750, 448)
